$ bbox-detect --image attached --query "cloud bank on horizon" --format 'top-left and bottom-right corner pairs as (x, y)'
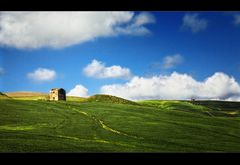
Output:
(0, 12), (155, 49)
(100, 72), (240, 101)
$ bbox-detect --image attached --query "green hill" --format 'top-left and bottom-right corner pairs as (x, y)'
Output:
(138, 100), (240, 117)
(85, 94), (139, 105)
(0, 97), (240, 152)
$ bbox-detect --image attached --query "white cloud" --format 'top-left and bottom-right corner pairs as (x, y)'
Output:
(163, 54), (183, 69)
(115, 12), (155, 35)
(233, 14), (240, 25)
(67, 84), (88, 97)
(0, 12), (155, 49)
(225, 95), (240, 101)
(182, 13), (208, 33)
(27, 68), (56, 82)
(0, 67), (4, 75)
(83, 59), (132, 79)
(100, 72), (240, 101)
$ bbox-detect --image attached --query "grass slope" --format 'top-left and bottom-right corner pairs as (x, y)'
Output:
(0, 92), (10, 99)
(86, 94), (139, 105)
(0, 98), (240, 152)
(192, 101), (240, 117)
(138, 100), (240, 117)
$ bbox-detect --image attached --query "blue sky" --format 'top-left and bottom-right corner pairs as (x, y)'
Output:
(1, 11), (240, 100)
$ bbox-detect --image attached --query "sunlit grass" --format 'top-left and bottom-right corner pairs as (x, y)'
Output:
(0, 124), (47, 131)
(0, 97), (240, 152)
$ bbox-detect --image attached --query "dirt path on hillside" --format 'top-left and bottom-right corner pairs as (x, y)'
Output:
(62, 103), (143, 139)
(74, 108), (143, 139)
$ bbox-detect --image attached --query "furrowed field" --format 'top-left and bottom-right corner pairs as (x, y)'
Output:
(0, 93), (240, 152)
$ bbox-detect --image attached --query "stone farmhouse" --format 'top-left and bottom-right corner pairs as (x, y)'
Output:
(49, 88), (66, 101)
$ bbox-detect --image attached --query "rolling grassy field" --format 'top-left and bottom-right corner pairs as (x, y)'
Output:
(0, 93), (240, 152)
(5, 92), (49, 100)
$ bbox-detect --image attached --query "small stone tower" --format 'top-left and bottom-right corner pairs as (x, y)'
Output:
(49, 88), (66, 101)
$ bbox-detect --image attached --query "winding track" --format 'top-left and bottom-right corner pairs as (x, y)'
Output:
(59, 102), (143, 139)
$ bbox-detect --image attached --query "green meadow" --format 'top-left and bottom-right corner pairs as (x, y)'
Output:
(0, 93), (240, 152)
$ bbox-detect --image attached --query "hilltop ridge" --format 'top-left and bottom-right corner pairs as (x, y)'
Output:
(85, 94), (139, 105)
(5, 91), (48, 97)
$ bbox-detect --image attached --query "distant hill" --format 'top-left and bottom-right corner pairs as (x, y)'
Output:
(192, 100), (240, 111)
(86, 94), (138, 105)
(0, 92), (10, 99)
(5, 91), (48, 97)
(140, 100), (240, 117)
(4, 91), (88, 101)
(5, 91), (48, 100)
(0, 92), (5, 95)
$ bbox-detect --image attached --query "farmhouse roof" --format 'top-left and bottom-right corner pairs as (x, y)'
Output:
(51, 88), (64, 90)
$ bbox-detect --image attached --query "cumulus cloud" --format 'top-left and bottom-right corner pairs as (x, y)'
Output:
(0, 12), (155, 49)
(162, 54), (184, 69)
(0, 67), (4, 75)
(67, 84), (88, 97)
(83, 59), (132, 79)
(100, 72), (240, 101)
(27, 68), (56, 82)
(182, 13), (208, 33)
(233, 14), (240, 25)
